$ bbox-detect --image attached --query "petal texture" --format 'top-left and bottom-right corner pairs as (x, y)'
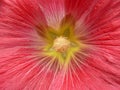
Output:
(0, 0), (120, 90)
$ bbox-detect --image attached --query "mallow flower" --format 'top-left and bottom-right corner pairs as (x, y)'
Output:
(0, 0), (120, 90)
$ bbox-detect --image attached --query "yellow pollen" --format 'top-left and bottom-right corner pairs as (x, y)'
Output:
(53, 36), (70, 53)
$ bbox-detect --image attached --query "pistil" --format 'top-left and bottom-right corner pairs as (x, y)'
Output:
(52, 36), (70, 53)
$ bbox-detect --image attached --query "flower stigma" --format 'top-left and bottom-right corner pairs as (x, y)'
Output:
(52, 36), (70, 53)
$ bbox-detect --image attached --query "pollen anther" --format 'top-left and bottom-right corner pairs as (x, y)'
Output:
(52, 36), (70, 53)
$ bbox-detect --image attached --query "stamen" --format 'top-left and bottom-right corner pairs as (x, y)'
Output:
(53, 36), (70, 53)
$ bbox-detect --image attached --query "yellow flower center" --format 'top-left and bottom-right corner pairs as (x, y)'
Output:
(38, 15), (85, 66)
(42, 27), (81, 65)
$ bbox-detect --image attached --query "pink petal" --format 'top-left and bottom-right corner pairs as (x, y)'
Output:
(64, 0), (96, 20)
(38, 0), (65, 29)
(0, 0), (120, 90)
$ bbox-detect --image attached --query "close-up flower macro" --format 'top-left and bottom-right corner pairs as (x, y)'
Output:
(0, 0), (120, 90)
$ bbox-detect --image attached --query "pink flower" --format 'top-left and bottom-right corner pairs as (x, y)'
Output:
(0, 0), (120, 90)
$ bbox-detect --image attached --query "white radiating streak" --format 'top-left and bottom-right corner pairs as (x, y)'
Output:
(86, 30), (120, 42)
(65, 68), (68, 90)
(20, 56), (50, 82)
(48, 65), (66, 90)
(74, 48), (119, 89)
(38, 0), (65, 29)
(69, 63), (75, 88)
(70, 58), (82, 88)
(71, 54), (94, 89)
(75, 0), (98, 32)
(4, 56), (39, 74)
(36, 57), (56, 90)
(73, 54), (89, 68)
(73, 54), (100, 89)
(23, 57), (55, 89)
(48, 60), (60, 90)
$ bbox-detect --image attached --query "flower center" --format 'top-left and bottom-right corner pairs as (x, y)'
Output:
(53, 36), (70, 53)
(39, 15), (84, 66)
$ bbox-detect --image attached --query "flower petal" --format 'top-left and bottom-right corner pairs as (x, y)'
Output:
(64, 0), (96, 21)
(0, 0), (47, 37)
(38, 0), (65, 29)
(0, 0), (120, 90)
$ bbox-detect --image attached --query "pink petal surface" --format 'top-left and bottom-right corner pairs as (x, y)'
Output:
(0, 0), (120, 90)
(38, 0), (65, 29)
